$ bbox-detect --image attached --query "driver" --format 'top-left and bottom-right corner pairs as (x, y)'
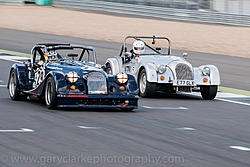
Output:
(48, 50), (58, 59)
(132, 40), (145, 55)
(125, 40), (145, 63)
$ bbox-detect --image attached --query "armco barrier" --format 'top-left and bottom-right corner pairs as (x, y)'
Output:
(0, 0), (23, 5)
(52, 0), (250, 27)
(1, 0), (250, 26)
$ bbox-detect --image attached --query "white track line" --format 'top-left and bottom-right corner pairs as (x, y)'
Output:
(229, 146), (250, 151)
(187, 92), (250, 107)
(216, 92), (248, 98)
(78, 126), (100, 129)
(0, 55), (28, 63)
(0, 85), (7, 87)
(177, 127), (196, 131)
(190, 92), (248, 98)
(0, 128), (34, 132)
(142, 106), (188, 110)
(216, 98), (250, 106)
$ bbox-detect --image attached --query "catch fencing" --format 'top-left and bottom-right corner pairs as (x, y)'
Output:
(53, 0), (250, 26)
(1, 0), (250, 26)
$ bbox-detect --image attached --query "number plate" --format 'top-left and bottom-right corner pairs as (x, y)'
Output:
(173, 80), (195, 86)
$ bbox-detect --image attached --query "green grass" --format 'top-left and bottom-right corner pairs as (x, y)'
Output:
(219, 86), (250, 97)
(0, 49), (30, 58)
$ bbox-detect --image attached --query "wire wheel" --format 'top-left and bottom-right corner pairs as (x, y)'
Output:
(8, 70), (26, 100)
(138, 69), (155, 97)
(45, 77), (57, 109)
(9, 72), (16, 98)
(139, 72), (147, 94)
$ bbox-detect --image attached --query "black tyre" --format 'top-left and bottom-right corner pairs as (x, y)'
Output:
(200, 85), (218, 100)
(138, 69), (155, 97)
(45, 77), (57, 109)
(120, 108), (134, 112)
(105, 63), (112, 75)
(8, 70), (26, 101)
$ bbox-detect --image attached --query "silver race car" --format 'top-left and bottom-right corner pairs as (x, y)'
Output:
(105, 36), (220, 99)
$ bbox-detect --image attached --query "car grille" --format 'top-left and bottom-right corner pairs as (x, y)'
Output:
(87, 72), (108, 94)
(175, 63), (193, 80)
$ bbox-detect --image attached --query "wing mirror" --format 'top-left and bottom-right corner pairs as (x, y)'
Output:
(152, 35), (156, 44)
(125, 52), (132, 57)
(183, 52), (188, 59)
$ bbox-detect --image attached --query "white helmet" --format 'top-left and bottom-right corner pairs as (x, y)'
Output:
(133, 40), (145, 55)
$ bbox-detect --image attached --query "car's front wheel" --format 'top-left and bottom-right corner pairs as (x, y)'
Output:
(200, 85), (218, 100)
(8, 70), (26, 101)
(138, 69), (155, 97)
(45, 77), (57, 109)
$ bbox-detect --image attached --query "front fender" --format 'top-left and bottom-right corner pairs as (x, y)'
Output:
(45, 71), (67, 94)
(137, 63), (158, 82)
(194, 65), (220, 85)
(106, 57), (122, 75)
(8, 63), (28, 91)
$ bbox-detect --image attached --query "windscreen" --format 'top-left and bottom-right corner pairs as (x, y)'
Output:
(48, 48), (96, 63)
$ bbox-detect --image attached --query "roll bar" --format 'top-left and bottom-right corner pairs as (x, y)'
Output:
(31, 44), (97, 65)
(120, 35), (171, 56)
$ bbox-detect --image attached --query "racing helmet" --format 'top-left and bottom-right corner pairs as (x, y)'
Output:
(48, 50), (58, 58)
(133, 40), (145, 55)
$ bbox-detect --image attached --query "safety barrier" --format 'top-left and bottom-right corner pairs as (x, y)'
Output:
(1, 0), (249, 26)
(0, 0), (23, 5)
(52, 0), (250, 26)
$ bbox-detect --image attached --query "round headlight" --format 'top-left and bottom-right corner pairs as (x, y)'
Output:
(203, 67), (210, 76)
(116, 72), (128, 84)
(66, 72), (79, 83)
(158, 65), (166, 74)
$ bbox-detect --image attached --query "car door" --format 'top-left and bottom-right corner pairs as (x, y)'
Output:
(30, 47), (46, 88)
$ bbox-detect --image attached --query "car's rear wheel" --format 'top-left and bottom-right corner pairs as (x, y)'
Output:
(45, 77), (57, 109)
(138, 69), (155, 97)
(8, 70), (26, 101)
(200, 85), (218, 100)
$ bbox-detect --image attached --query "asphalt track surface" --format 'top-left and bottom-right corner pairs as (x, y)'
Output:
(0, 28), (250, 167)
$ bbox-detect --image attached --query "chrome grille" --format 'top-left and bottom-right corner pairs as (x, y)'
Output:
(175, 63), (193, 80)
(87, 72), (107, 94)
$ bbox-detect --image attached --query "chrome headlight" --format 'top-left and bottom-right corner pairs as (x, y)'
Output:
(158, 65), (166, 74)
(116, 72), (128, 84)
(66, 72), (79, 83)
(202, 67), (210, 76)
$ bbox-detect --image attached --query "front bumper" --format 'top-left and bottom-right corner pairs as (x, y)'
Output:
(56, 94), (139, 109)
